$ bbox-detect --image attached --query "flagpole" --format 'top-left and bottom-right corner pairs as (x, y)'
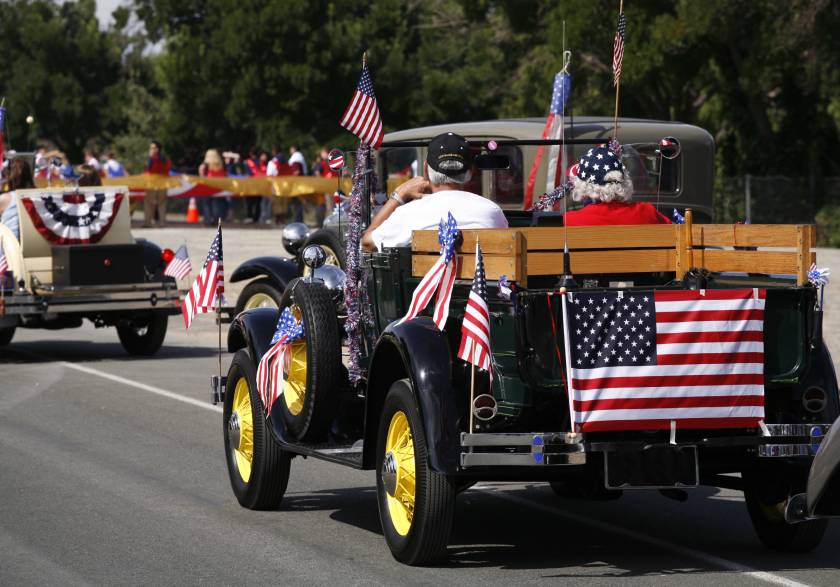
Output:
(217, 219), (223, 389)
(612, 0), (624, 139)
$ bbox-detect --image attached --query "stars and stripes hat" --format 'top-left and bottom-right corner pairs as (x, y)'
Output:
(427, 132), (473, 177)
(575, 145), (626, 185)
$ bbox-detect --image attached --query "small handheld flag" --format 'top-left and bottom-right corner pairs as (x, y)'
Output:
(398, 212), (459, 329)
(257, 308), (305, 414)
(457, 242), (492, 377)
(340, 61), (385, 149)
(164, 244), (192, 280)
(182, 226), (224, 329)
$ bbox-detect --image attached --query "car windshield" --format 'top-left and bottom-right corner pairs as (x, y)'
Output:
(377, 139), (680, 210)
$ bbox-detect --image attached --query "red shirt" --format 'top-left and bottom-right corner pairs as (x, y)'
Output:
(564, 201), (671, 226)
(246, 159), (266, 176)
(146, 155), (171, 176)
(206, 168), (226, 178)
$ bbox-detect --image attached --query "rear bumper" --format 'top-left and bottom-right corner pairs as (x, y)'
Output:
(460, 423), (832, 469)
(0, 283), (183, 316)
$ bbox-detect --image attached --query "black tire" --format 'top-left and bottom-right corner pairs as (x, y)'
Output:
(235, 278), (285, 315)
(743, 469), (828, 552)
(277, 279), (342, 441)
(376, 379), (456, 565)
(0, 326), (15, 347)
(224, 349), (291, 509)
(298, 229), (346, 276)
(116, 313), (168, 356)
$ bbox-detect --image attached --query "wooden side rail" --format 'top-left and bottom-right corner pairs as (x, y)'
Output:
(410, 219), (816, 285)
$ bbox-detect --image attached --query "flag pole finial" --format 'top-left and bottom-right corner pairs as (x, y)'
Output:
(362, 51), (368, 67)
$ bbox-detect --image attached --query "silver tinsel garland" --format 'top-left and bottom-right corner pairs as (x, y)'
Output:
(343, 144), (376, 383)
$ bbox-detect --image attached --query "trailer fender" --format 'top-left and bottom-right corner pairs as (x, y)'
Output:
(364, 317), (461, 474)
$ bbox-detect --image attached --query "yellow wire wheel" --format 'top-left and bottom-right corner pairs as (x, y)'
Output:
(223, 349), (292, 510)
(230, 377), (254, 482)
(283, 305), (308, 416)
(243, 292), (278, 310)
(376, 379), (456, 565)
(383, 410), (416, 536)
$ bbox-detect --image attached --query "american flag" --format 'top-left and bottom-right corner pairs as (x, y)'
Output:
(562, 288), (766, 432)
(257, 307), (305, 415)
(164, 244), (192, 280)
(182, 226), (224, 329)
(0, 251), (7, 274)
(612, 12), (627, 87)
(457, 242), (492, 375)
(398, 212), (459, 330)
(340, 63), (384, 149)
(524, 72), (572, 209)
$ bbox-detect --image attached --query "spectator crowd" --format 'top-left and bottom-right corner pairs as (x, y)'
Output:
(4, 141), (344, 229)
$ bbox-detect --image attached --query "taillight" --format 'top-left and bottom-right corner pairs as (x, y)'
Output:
(162, 248), (175, 263)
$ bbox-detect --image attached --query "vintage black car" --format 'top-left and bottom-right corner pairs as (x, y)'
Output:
(217, 136), (839, 565)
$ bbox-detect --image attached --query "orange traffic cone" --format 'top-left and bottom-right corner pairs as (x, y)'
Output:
(186, 197), (199, 224)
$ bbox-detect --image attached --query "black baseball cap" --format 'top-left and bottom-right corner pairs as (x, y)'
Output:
(426, 132), (472, 177)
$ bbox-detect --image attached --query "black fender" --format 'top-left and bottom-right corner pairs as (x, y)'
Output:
(230, 256), (298, 289)
(227, 307), (280, 361)
(363, 317), (461, 474)
(135, 238), (170, 282)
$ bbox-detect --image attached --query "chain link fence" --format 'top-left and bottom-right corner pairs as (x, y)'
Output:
(715, 176), (840, 246)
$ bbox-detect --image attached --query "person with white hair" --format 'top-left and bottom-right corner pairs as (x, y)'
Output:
(362, 132), (508, 251)
(564, 144), (670, 226)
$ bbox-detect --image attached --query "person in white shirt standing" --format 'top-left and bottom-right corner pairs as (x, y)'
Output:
(362, 132), (508, 252)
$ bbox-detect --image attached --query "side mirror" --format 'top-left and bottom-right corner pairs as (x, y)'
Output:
(658, 137), (681, 160)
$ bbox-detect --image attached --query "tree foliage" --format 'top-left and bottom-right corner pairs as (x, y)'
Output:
(1, 0), (839, 180)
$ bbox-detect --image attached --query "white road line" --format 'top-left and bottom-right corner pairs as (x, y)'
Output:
(47, 357), (814, 586)
(478, 488), (813, 587)
(60, 361), (222, 414)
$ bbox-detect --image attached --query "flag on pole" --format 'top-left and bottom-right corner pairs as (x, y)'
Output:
(562, 288), (766, 432)
(612, 12), (627, 87)
(182, 226), (224, 329)
(524, 71), (572, 209)
(0, 251), (8, 274)
(257, 307), (305, 415)
(164, 244), (192, 279)
(398, 212), (459, 330)
(457, 242), (492, 376)
(340, 62), (384, 149)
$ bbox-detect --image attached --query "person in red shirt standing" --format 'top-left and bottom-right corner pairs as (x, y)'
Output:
(564, 144), (670, 226)
(143, 141), (172, 227)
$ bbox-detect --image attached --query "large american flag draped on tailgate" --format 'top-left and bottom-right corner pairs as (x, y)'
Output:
(398, 213), (459, 330)
(562, 289), (766, 432)
(457, 242), (492, 376)
(340, 63), (384, 149)
(182, 227), (224, 329)
(257, 307), (305, 415)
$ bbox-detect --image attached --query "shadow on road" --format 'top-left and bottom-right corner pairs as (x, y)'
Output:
(280, 483), (839, 576)
(1, 341), (222, 363)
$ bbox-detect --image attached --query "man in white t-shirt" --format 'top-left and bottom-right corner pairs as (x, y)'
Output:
(362, 132), (507, 251)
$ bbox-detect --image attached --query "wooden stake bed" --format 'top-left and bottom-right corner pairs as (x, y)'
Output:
(411, 212), (816, 286)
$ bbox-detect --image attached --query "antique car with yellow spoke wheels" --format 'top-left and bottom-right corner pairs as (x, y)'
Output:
(217, 125), (840, 565)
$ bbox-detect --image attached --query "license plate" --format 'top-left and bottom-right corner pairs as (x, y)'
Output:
(605, 446), (699, 489)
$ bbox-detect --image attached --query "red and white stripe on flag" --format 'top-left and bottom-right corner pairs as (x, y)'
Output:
(398, 254), (458, 330)
(182, 228), (224, 329)
(0, 253), (8, 274)
(562, 288), (766, 432)
(257, 335), (290, 414)
(340, 64), (384, 149)
(457, 244), (492, 375)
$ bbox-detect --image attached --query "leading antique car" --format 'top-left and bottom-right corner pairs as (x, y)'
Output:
(217, 134), (840, 565)
(0, 186), (182, 354)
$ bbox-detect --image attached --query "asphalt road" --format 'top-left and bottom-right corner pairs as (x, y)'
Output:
(1, 228), (839, 586)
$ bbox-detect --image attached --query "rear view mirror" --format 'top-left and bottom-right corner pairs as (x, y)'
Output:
(474, 153), (510, 171)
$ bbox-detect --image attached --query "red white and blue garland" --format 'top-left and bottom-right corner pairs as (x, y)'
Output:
(19, 188), (125, 245)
